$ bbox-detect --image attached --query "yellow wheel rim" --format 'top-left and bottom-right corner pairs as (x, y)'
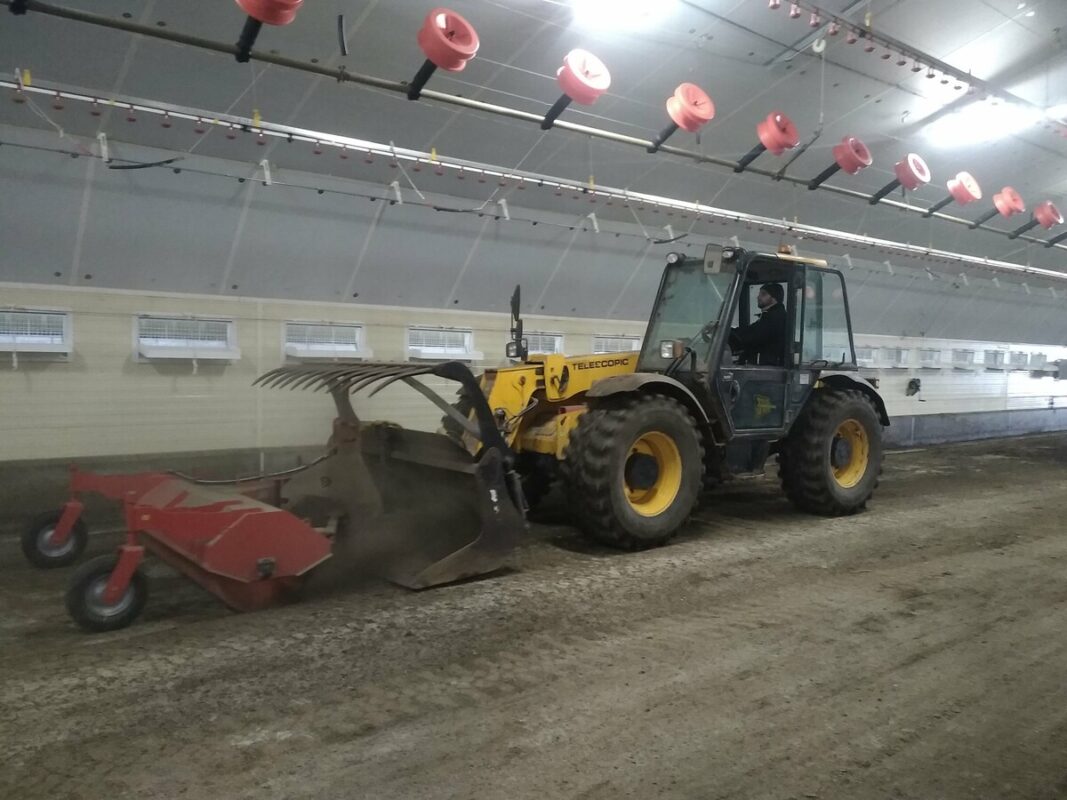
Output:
(831, 419), (870, 489)
(623, 431), (683, 517)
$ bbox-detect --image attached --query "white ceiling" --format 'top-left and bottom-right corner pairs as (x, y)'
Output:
(0, 0), (1065, 313)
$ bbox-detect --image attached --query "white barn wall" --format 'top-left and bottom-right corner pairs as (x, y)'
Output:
(0, 283), (645, 461)
(2, 281), (1066, 463)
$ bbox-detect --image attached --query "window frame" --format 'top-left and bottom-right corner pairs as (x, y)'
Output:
(283, 320), (373, 361)
(0, 307), (72, 357)
(797, 267), (857, 368)
(525, 331), (566, 356)
(134, 314), (241, 361)
(406, 325), (483, 362)
(592, 334), (642, 355)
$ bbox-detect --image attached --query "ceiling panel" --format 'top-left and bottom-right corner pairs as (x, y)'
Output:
(1, 0), (1066, 315)
(0, 145), (87, 285)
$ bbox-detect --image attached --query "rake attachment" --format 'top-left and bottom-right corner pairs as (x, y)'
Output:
(254, 360), (526, 589)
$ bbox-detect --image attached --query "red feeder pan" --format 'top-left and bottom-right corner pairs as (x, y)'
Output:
(541, 49), (611, 130)
(647, 82), (714, 153)
(1010, 200), (1063, 240)
(734, 111), (799, 172)
(407, 8), (479, 100)
(923, 171), (981, 217)
(233, 0), (303, 63)
(808, 135), (872, 189)
(969, 186), (1025, 229)
(868, 152), (931, 204)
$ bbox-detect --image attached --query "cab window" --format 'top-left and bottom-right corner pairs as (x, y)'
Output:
(801, 269), (853, 365)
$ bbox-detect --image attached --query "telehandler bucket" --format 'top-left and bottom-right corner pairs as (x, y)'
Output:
(254, 360), (526, 589)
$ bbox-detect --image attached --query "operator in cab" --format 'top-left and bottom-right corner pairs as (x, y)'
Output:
(729, 283), (787, 366)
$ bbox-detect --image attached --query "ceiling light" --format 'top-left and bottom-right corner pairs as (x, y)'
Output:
(924, 100), (1044, 147)
(570, 0), (676, 29)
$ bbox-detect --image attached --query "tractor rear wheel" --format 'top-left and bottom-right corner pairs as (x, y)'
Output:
(778, 389), (883, 515)
(563, 394), (704, 549)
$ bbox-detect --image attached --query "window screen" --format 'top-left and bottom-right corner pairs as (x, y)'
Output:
(0, 309), (70, 351)
(407, 327), (480, 360)
(285, 322), (368, 359)
(136, 315), (239, 360)
(526, 332), (564, 355)
(593, 335), (641, 354)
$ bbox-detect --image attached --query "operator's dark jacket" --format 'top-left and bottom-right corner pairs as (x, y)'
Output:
(731, 302), (787, 366)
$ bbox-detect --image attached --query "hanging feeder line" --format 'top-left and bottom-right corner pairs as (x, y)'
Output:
(969, 187), (1025, 230)
(3, 1), (1064, 251)
(1009, 202), (1064, 241)
(406, 8), (479, 101)
(541, 49), (611, 130)
(922, 172), (982, 218)
(3, 77), (1066, 274)
(4, 109), (1067, 288)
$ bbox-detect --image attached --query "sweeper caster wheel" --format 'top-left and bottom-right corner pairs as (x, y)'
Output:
(66, 555), (148, 632)
(22, 510), (88, 568)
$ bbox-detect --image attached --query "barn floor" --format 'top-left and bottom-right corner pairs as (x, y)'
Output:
(2, 434), (1066, 800)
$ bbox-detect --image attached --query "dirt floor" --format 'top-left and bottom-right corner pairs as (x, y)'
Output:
(2, 434), (1067, 800)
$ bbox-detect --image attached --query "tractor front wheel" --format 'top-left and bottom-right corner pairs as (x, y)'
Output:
(779, 389), (883, 515)
(563, 394), (704, 549)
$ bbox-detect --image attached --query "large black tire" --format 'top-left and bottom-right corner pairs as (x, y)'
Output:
(779, 389), (883, 516)
(21, 510), (88, 569)
(562, 394), (705, 550)
(65, 554), (148, 633)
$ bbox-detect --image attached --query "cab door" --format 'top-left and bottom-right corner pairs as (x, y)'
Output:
(713, 264), (803, 439)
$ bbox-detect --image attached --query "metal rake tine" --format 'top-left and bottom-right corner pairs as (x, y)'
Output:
(253, 366), (305, 387)
(367, 366), (439, 398)
(273, 367), (335, 390)
(344, 364), (416, 395)
(288, 365), (359, 392)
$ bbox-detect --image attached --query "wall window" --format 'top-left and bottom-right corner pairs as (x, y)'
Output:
(919, 348), (942, 367)
(593, 335), (641, 354)
(879, 347), (907, 367)
(407, 326), (482, 361)
(984, 350), (1006, 369)
(854, 346), (875, 366)
(952, 348), (975, 367)
(285, 321), (372, 360)
(0, 309), (71, 356)
(526, 332), (565, 355)
(1009, 351), (1029, 369)
(136, 315), (240, 360)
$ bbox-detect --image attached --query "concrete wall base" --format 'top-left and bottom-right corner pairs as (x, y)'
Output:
(883, 407), (1067, 448)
